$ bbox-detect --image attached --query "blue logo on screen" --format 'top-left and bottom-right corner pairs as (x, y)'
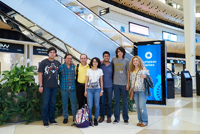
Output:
(138, 44), (162, 101)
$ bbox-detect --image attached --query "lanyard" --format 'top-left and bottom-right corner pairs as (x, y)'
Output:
(134, 68), (139, 78)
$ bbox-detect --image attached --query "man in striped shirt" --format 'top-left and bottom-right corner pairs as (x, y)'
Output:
(59, 54), (77, 124)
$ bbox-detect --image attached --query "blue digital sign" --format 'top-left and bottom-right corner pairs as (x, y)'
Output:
(138, 44), (162, 101)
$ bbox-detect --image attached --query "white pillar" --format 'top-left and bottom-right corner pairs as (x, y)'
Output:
(183, 0), (196, 89)
(29, 45), (33, 67)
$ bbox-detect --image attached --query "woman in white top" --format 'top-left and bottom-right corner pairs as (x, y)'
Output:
(85, 57), (103, 126)
(129, 56), (148, 127)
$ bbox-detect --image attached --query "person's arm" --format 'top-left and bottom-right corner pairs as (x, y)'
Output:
(126, 69), (130, 91)
(38, 72), (43, 93)
(100, 75), (103, 96)
(84, 76), (89, 97)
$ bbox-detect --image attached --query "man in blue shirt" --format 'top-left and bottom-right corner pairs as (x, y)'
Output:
(59, 54), (77, 124)
(99, 51), (113, 123)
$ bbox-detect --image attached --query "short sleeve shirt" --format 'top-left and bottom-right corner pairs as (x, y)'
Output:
(38, 59), (61, 88)
(86, 68), (103, 89)
(111, 57), (129, 85)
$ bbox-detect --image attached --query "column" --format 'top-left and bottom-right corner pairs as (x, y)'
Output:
(29, 45), (33, 67)
(183, 0), (196, 89)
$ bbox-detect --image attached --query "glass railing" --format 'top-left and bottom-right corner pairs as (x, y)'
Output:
(58, 0), (134, 54)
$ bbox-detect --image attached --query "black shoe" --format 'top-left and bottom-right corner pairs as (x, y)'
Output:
(113, 119), (119, 124)
(89, 119), (93, 126)
(94, 118), (98, 126)
(124, 120), (129, 125)
(63, 119), (68, 124)
(50, 120), (58, 125)
(44, 123), (49, 128)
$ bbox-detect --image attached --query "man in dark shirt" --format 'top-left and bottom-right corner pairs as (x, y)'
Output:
(59, 54), (77, 124)
(99, 51), (113, 123)
(38, 47), (61, 128)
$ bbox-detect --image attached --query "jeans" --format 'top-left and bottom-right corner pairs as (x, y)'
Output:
(134, 91), (148, 124)
(61, 90), (77, 120)
(100, 87), (113, 119)
(113, 85), (129, 121)
(77, 82), (87, 109)
(87, 88), (101, 120)
(41, 87), (58, 123)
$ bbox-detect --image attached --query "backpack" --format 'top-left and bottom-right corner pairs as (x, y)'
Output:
(72, 104), (90, 128)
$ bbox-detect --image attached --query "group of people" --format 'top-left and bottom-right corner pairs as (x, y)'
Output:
(38, 46), (150, 128)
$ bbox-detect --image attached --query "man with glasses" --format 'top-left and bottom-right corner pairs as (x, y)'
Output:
(76, 54), (90, 109)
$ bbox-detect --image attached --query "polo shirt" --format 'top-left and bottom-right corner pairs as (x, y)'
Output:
(75, 63), (90, 84)
(101, 62), (113, 88)
(59, 63), (76, 90)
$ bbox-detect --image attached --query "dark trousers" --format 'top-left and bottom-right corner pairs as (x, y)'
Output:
(76, 82), (87, 109)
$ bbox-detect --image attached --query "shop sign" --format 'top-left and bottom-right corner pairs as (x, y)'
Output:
(0, 42), (24, 53)
(33, 46), (47, 56)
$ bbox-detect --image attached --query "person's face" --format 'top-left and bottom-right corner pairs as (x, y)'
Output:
(92, 59), (98, 67)
(133, 58), (139, 67)
(80, 55), (87, 64)
(117, 49), (123, 58)
(48, 50), (56, 59)
(103, 54), (110, 62)
(65, 55), (72, 65)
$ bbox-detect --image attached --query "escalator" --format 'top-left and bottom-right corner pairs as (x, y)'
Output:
(0, 0), (134, 60)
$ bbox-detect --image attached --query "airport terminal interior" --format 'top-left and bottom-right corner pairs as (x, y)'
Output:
(0, 0), (200, 133)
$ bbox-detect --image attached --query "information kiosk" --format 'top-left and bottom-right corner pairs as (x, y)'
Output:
(167, 71), (174, 98)
(196, 71), (200, 96)
(181, 71), (193, 97)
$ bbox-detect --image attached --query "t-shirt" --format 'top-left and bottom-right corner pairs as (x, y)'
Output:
(111, 57), (129, 86)
(86, 68), (103, 89)
(101, 62), (113, 88)
(38, 59), (61, 88)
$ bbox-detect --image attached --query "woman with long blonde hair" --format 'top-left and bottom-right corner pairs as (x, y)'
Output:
(129, 56), (149, 127)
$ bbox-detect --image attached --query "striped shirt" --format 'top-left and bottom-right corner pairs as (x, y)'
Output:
(59, 63), (76, 90)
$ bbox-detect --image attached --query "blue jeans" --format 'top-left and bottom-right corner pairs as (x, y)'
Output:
(87, 88), (101, 120)
(134, 91), (148, 124)
(41, 87), (58, 123)
(61, 90), (77, 120)
(113, 85), (129, 121)
(100, 87), (113, 119)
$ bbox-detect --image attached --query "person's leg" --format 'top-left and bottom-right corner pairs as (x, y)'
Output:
(94, 88), (101, 120)
(49, 87), (58, 122)
(138, 91), (148, 125)
(61, 90), (69, 119)
(41, 87), (51, 124)
(114, 85), (120, 121)
(134, 91), (142, 123)
(76, 83), (84, 109)
(100, 87), (106, 119)
(87, 88), (94, 120)
(121, 85), (129, 121)
(69, 90), (77, 120)
(106, 87), (113, 119)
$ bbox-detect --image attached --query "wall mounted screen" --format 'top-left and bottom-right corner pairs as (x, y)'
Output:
(129, 22), (149, 36)
(163, 31), (177, 42)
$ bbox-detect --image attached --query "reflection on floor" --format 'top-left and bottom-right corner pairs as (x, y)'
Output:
(1, 94), (200, 134)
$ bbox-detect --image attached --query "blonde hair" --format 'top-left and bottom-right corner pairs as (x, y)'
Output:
(129, 56), (144, 72)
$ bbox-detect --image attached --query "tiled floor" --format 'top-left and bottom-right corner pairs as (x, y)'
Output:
(1, 94), (200, 134)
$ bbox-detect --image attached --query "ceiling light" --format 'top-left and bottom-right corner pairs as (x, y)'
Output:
(122, 2), (125, 4)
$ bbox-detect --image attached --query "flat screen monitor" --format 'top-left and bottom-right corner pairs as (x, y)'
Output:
(129, 22), (149, 36)
(162, 31), (177, 42)
(184, 73), (191, 78)
(167, 73), (173, 79)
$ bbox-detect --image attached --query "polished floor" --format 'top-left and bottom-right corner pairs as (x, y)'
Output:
(0, 94), (200, 134)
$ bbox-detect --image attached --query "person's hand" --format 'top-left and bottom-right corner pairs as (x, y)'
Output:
(141, 74), (147, 79)
(100, 92), (103, 96)
(39, 87), (43, 93)
(101, 60), (104, 64)
(84, 91), (87, 97)
(126, 83), (129, 91)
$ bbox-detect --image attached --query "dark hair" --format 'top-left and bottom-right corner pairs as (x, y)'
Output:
(47, 47), (57, 54)
(80, 54), (88, 59)
(90, 57), (101, 68)
(115, 47), (126, 58)
(103, 51), (110, 57)
(64, 53), (72, 59)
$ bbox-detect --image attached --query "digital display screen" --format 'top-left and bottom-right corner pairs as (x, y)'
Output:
(167, 73), (173, 79)
(163, 31), (177, 42)
(170, 60), (173, 63)
(184, 73), (191, 78)
(129, 22), (149, 36)
(138, 44), (162, 101)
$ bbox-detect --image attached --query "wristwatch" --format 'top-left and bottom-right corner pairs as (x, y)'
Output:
(40, 85), (43, 87)
(101, 90), (103, 93)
